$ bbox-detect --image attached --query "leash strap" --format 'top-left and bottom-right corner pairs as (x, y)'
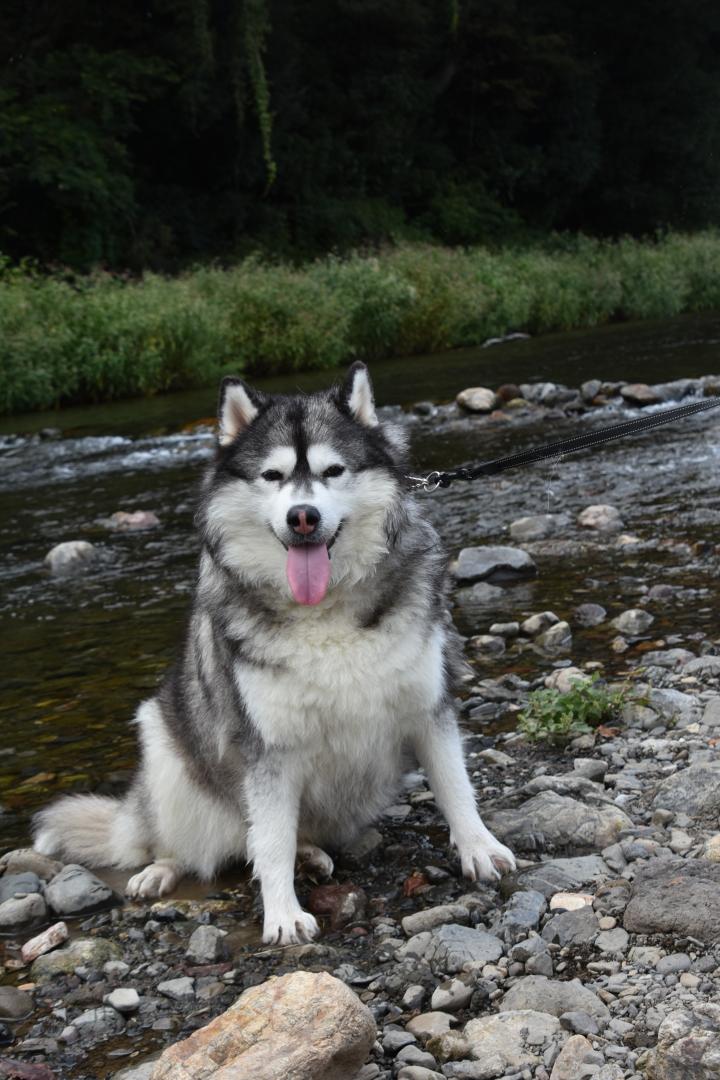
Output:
(407, 395), (720, 492)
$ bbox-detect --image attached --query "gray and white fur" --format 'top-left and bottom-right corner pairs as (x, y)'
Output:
(33, 363), (515, 944)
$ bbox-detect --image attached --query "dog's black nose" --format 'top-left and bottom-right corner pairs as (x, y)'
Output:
(287, 504), (321, 536)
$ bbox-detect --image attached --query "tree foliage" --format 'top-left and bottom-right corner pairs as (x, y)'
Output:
(2, 0), (720, 268)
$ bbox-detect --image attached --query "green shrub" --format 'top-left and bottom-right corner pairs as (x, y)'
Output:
(3, 230), (720, 414)
(517, 674), (630, 745)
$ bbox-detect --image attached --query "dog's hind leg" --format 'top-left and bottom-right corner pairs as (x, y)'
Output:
(126, 859), (182, 900)
(296, 842), (334, 879)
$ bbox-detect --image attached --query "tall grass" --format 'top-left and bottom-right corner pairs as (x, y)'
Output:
(3, 232), (720, 415)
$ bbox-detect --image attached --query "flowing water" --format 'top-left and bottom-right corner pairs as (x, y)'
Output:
(2, 311), (720, 853)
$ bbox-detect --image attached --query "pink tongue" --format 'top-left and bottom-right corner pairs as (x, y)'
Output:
(286, 543), (331, 605)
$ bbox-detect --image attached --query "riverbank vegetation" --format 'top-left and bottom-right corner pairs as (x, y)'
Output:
(3, 231), (720, 415)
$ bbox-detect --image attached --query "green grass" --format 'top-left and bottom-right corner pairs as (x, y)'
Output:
(517, 674), (630, 745)
(3, 231), (720, 414)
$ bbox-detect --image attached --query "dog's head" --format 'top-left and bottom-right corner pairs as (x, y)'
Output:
(202, 363), (408, 604)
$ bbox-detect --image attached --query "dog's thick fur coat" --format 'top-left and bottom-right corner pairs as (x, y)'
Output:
(34, 364), (515, 943)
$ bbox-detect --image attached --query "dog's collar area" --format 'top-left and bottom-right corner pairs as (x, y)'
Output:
(406, 396), (720, 494)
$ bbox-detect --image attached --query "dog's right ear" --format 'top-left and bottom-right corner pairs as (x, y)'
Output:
(218, 377), (264, 445)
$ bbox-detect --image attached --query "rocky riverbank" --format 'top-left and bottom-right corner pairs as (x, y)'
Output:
(2, 376), (720, 1079)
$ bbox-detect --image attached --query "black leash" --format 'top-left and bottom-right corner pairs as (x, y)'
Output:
(407, 395), (720, 492)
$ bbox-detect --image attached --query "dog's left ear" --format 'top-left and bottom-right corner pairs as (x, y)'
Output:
(218, 376), (265, 445)
(343, 362), (378, 427)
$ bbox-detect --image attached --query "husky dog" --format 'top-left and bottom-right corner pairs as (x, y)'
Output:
(34, 363), (515, 944)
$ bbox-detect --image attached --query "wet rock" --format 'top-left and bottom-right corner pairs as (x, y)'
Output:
(73, 1006), (125, 1039)
(0, 872), (43, 904)
(487, 793), (632, 853)
(158, 977), (195, 1002)
(453, 582), (506, 610)
(545, 668), (589, 693)
(611, 609), (655, 636)
(456, 388), (498, 413)
(652, 762), (720, 817)
(452, 546), (537, 586)
(108, 510), (160, 530)
(510, 515), (570, 543)
(620, 383), (664, 406)
(0, 987), (33, 1021)
(44, 864), (116, 915)
(506, 855), (610, 899)
(382, 1028), (416, 1054)
(573, 603), (607, 627)
(502, 976), (609, 1021)
(32, 936), (122, 980)
(488, 621), (519, 638)
(682, 655), (720, 678)
(542, 907), (598, 947)
(44, 540), (96, 573)
(623, 858), (720, 941)
(550, 1034), (594, 1080)
(399, 924), (504, 973)
(536, 621), (572, 649)
(308, 883), (368, 930)
(0, 849), (63, 881)
(0, 892), (47, 930)
(151, 971), (375, 1080)
(105, 988), (140, 1014)
(646, 1002), (720, 1080)
(21, 921), (69, 964)
(469, 634), (505, 656)
(521, 612), (558, 636)
(490, 890), (547, 941)
(185, 925), (228, 964)
(463, 1010), (562, 1072)
(577, 505), (624, 532)
(401, 904), (469, 937)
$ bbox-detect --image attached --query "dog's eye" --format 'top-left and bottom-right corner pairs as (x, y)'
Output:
(323, 465), (345, 479)
(261, 469), (284, 482)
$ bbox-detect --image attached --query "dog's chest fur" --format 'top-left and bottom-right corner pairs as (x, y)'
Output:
(234, 596), (444, 755)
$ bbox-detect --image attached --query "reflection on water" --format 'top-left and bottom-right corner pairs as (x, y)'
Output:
(1, 311), (720, 849)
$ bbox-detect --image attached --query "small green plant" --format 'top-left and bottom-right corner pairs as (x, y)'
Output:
(518, 674), (630, 745)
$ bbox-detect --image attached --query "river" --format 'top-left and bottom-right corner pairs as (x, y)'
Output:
(1, 311), (720, 852)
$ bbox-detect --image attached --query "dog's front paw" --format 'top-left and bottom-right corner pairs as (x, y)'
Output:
(456, 833), (516, 882)
(262, 909), (320, 946)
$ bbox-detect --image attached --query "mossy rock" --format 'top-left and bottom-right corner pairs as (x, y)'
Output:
(32, 936), (123, 981)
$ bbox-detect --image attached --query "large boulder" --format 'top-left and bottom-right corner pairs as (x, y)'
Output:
(462, 1010), (563, 1072)
(486, 793), (632, 853)
(452, 546), (537, 586)
(623, 858), (720, 942)
(646, 1003), (720, 1080)
(398, 924), (504, 974)
(652, 763), (720, 818)
(501, 976), (609, 1022)
(150, 971), (375, 1080)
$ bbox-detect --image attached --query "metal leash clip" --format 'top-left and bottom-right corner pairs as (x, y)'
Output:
(406, 470), (443, 493)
